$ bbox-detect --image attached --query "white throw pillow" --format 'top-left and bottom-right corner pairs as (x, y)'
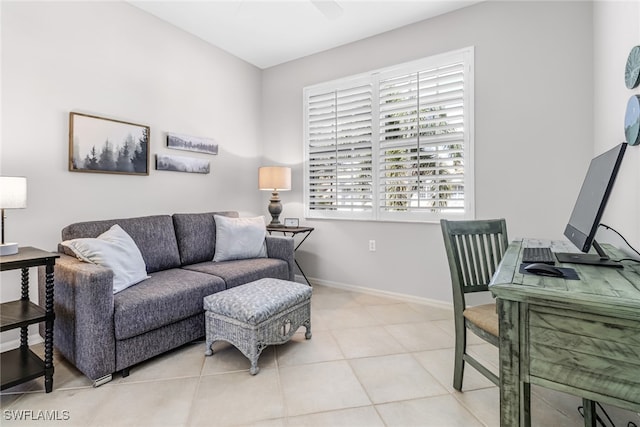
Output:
(62, 224), (149, 294)
(213, 215), (268, 262)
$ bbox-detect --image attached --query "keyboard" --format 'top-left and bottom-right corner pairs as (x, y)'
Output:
(522, 247), (556, 264)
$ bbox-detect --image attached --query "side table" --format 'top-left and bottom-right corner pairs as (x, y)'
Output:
(1, 247), (59, 393)
(267, 226), (314, 286)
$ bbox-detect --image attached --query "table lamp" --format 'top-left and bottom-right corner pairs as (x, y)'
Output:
(0, 176), (27, 256)
(258, 166), (291, 227)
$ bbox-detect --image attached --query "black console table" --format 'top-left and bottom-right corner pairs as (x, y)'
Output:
(1, 247), (59, 393)
(267, 226), (314, 286)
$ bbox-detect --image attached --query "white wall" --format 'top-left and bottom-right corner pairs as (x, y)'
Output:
(262, 1), (594, 302)
(593, 1), (640, 256)
(0, 1), (263, 345)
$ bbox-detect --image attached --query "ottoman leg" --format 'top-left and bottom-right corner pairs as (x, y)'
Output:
(204, 329), (214, 356)
(248, 342), (265, 375)
(250, 360), (260, 375)
(304, 319), (312, 339)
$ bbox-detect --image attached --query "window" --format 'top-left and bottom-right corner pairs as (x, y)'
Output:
(304, 47), (474, 222)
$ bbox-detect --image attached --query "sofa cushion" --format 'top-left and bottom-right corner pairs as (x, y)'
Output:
(61, 224), (149, 294)
(113, 268), (226, 340)
(172, 211), (238, 266)
(61, 215), (181, 273)
(182, 258), (289, 289)
(213, 215), (268, 262)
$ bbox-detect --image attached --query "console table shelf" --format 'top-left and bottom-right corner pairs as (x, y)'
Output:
(1, 348), (46, 390)
(0, 247), (59, 393)
(0, 300), (47, 331)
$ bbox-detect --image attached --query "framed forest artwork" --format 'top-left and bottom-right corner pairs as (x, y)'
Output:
(167, 132), (218, 155)
(69, 112), (150, 175)
(156, 154), (210, 174)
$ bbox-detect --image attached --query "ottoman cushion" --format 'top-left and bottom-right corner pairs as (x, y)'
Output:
(203, 278), (311, 325)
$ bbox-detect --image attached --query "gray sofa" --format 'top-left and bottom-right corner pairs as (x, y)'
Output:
(38, 211), (295, 386)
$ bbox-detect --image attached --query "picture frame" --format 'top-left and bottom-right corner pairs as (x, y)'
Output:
(167, 132), (218, 155)
(69, 112), (150, 175)
(284, 218), (299, 227)
(156, 154), (210, 174)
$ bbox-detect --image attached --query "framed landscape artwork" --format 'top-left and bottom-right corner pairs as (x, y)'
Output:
(156, 154), (210, 174)
(167, 132), (218, 155)
(69, 112), (150, 175)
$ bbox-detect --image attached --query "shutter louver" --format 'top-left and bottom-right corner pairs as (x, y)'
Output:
(307, 84), (373, 216)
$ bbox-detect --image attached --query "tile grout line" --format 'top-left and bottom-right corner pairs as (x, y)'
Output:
(273, 344), (289, 426)
(183, 343), (209, 427)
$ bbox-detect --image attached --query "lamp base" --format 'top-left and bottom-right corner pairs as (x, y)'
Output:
(0, 242), (19, 256)
(267, 191), (283, 227)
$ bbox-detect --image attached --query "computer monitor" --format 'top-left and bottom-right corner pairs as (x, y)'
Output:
(555, 142), (627, 268)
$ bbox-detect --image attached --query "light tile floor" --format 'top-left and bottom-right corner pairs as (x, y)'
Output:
(1, 284), (638, 426)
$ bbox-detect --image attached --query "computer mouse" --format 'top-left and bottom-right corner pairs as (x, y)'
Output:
(524, 263), (565, 278)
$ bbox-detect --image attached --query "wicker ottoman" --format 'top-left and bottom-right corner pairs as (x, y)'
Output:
(203, 278), (312, 375)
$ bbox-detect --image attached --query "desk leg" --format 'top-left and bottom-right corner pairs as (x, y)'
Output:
(498, 299), (522, 426)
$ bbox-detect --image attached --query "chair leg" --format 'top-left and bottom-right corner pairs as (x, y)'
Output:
(453, 322), (466, 391)
(523, 381), (531, 426)
(582, 398), (596, 427)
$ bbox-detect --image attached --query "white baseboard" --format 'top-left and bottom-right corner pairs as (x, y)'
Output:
(304, 275), (453, 311)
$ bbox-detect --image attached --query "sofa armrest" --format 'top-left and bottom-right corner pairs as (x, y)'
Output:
(265, 236), (295, 281)
(38, 253), (116, 381)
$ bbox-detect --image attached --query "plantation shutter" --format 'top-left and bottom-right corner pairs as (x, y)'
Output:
(305, 82), (374, 218)
(378, 60), (467, 219)
(304, 47), (473, 221)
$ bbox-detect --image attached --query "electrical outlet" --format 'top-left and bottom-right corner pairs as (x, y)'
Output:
(369, 240), (376, 252)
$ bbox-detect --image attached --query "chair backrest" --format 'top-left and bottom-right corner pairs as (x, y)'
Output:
(440, 219), (509, 306)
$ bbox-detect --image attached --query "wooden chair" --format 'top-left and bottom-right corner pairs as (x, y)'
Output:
(440, 218), (507, 391)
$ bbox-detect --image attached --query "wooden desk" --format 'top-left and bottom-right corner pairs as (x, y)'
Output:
(489, 239), (640, 426)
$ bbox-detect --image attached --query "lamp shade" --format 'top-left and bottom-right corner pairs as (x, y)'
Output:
(258, 167), (291, 191)
(0, 177), (27, 209)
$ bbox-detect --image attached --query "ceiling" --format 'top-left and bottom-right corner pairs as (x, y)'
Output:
(129, 0), (480, 69)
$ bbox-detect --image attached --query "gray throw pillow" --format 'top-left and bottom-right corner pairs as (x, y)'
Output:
(61, 224), (149, 293)
(213, 215), (268, 262)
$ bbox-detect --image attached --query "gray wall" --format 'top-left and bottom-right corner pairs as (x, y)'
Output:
(593, 1), (640, 256)
(1, 1), (264, 249)
(0, 1), (263, 345)
(262, 1), (594, 302)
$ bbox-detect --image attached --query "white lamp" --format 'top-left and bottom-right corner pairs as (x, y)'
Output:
(258, 166), (291, 227)
(0, 176), (27, 256)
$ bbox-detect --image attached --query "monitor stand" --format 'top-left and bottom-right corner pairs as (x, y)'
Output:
(554, 240), (623, 268)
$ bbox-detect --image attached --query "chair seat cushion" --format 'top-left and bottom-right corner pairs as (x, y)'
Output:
(463, 303), (498, 337)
